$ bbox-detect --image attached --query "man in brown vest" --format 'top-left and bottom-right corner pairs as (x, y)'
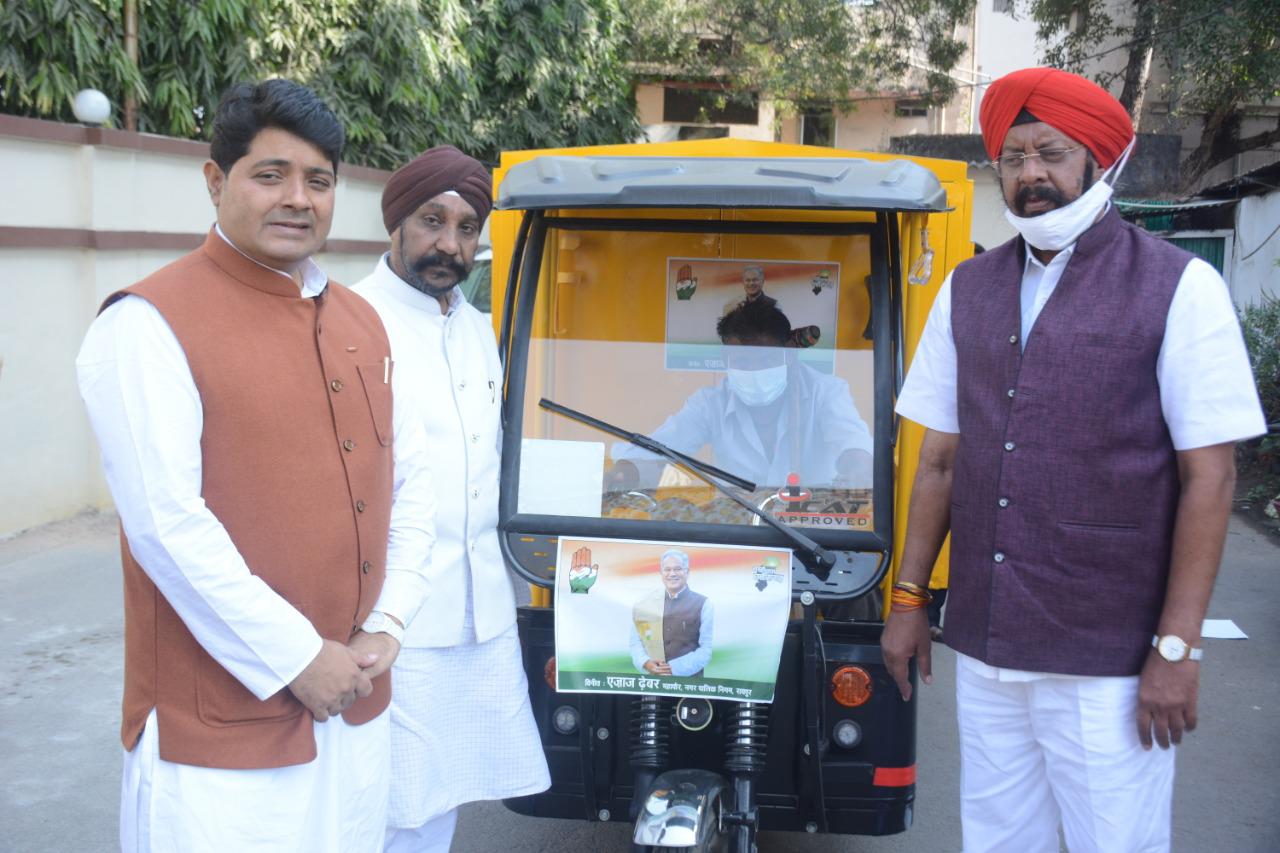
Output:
(881, 68), (1264, 851)
(629, 549), (715, 677)
(76, 79), (437, 851)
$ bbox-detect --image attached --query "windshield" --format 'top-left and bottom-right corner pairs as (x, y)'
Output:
(511, 222), (883, 541)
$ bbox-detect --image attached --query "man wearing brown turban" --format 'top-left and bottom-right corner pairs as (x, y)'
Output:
(352, 146), (548, 852)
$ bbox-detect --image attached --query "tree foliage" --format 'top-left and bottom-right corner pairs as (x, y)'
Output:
(0, 0), (639, 168)
(625, 0), (978, 116)
(1021, 0), (1280, 190)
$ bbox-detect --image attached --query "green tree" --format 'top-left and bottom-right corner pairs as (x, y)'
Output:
(1022, 0), (1280, 190)
(0, 0), (639, 168)
(465, 0), (639, 163)
(625, 0), (978, 117)
(0, 0), (146, 120)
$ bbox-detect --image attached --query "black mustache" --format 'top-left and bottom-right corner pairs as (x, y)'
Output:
(412, 253), (468, 280)
(1015, 185), (1069, 214)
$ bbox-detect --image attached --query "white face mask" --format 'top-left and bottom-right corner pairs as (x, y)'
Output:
(726, 365), (787, 406)
(1004, 138), (1134, 252)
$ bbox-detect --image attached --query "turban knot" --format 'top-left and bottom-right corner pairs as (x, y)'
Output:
(979, 67), (1134, 168)
(381, 145), (492, 234)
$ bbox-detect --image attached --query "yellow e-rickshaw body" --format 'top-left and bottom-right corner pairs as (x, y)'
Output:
(488, 138), (971, 607)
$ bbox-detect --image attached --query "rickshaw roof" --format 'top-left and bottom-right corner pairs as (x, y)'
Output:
(494, 155), (949, 213)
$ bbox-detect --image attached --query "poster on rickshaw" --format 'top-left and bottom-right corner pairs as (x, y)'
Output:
(664, 257), (840, 373)
(553, 536), (793, 703)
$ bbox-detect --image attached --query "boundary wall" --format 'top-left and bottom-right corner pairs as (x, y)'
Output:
(0, 115), (392, 536)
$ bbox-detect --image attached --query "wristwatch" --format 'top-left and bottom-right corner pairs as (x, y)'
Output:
(1152, 634), (1203, 662)
(361, 611), (405, 645)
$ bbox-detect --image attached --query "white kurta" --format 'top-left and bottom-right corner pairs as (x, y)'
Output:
(896, 250), (1267, 449)
(77, 231), (438, 851)
(352, 258), (549, 833)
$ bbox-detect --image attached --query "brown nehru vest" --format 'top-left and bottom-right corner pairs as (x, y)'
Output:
(105, 229), (395, 769)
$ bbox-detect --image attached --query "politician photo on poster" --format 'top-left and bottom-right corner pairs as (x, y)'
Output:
(665, 257), (839, 372)
(554, 537), (792, 703)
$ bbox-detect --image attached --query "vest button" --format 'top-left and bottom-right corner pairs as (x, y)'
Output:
(994, 552), (1006, 563)
(356, 499), (366, 512)
(361, 560), (372, 574)
(1007, 388), (1016, 398)
(997, 497), (1010, 508)
(1008, 334), (1018, 345)
(1003, 441), (1015, 451)
(331, 379), (343, 392)
(343, 439), (356, 451)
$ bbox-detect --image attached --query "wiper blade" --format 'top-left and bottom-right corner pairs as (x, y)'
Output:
(539, 398), (836, 573)
(540, 398), (755, 490)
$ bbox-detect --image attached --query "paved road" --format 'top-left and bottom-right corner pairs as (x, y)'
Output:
(2, 511), (1276, 852)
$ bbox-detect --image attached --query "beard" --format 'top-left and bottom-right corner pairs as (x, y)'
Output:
(1012, 160), (1096, 217)
(400, 248), (471, 298)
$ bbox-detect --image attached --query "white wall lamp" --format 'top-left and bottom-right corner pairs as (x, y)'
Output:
(72, 89), (112, 126)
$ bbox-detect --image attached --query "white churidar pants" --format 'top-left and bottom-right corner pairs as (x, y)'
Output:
(120, 707), (389, 852)
(956, 653), (1175, 853)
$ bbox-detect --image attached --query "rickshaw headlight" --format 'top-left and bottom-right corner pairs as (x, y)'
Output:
(830, 665), (873, 708)
(833, 719), (862, 749)
(544, 656), (557, 690)
(552, 704), (580, 735)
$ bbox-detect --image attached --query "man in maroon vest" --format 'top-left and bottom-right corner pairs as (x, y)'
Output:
(882, 68), (1265, 851)
(76, 80), (436, 851)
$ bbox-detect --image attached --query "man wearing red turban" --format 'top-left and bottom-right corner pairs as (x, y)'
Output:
(352, 147), (550, 851)
(883, 68), (1265, 852)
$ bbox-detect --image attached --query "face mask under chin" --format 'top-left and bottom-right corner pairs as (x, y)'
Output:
(1003, 139), (1134, 253)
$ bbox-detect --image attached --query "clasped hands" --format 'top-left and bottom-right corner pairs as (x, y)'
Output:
(643, 659), (673, 676)
(287, 623), (402, 722)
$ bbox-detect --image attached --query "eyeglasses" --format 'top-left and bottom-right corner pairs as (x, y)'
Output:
(991, 146), (1083, 175)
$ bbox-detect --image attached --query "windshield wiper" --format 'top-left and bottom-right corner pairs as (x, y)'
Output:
(539, 398), (836, 574)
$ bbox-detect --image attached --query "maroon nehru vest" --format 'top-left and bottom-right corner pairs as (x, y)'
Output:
(946, 208), (1194, 676)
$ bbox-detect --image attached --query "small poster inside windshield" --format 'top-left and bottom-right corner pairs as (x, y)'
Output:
(553, 536), (792, 703)
(664, 257), (840, 372)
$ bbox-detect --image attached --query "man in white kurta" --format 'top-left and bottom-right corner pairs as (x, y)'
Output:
(76, 80), (437, 852)
(353, 146), (549, 852)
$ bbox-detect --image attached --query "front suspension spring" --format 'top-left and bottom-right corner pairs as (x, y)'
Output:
(724, 701), (771, 776)
(628, 695), (672, 768)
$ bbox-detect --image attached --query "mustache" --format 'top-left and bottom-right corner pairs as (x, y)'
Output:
(411, 253), (469, 280)
(1015, 185), (1070, 215)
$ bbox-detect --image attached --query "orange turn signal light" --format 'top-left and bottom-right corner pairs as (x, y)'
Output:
(544, 656), (557, 691)
(830, 665), (873, 708)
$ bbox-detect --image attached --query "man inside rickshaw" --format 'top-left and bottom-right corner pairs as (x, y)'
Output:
(608, 300), (873, 491)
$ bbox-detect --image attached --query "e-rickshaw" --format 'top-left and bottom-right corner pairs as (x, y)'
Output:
(490, 139), (971, 851)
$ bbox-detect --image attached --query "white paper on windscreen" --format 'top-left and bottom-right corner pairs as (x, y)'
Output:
(518, 439), (605, 517)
